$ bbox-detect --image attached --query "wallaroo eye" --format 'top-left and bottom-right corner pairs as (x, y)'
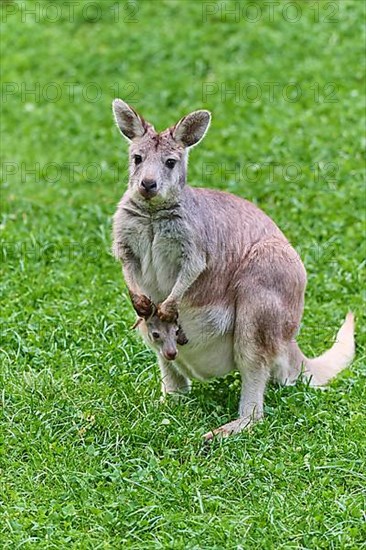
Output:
(134, 154), (142, 165)
(165, 158), (177, 169)
(151, 331), (160, 340)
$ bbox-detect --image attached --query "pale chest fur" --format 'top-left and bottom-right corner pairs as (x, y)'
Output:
(122, 211), (184, 303)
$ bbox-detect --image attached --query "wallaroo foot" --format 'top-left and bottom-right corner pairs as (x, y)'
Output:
(203, 416), (261, 441)
(160, 383), (192, 403)
(160, 390), (191, 404)
(129, 292), (155, 318)
(157, 300), (179, 323)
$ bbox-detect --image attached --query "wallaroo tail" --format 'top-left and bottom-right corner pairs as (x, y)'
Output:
(301, 313), (355, 386)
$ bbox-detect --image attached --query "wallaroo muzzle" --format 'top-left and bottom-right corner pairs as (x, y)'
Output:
(139, 179), (158, 199)
(162, 347), (177, 361)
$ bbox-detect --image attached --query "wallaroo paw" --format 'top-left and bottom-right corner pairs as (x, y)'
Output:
(157, 300), (179, 323)
(129, 292), (155, 318)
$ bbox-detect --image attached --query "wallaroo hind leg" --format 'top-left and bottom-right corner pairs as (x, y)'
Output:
(203, 344), (271, 440)
(158, 356), (191, 399)
(204, 289), (301, 440)
(272, 340), (304, 386)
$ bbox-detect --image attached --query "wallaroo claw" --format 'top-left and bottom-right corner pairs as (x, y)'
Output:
(129, 291), (155, 319)
(157, 300), (179, 323)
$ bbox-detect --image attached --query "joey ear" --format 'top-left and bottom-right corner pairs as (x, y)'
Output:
(112, 98), (149, 141)
(176, 326), (189, 346)
(132, 317), (143, 329)
(172, 110), (211, 148)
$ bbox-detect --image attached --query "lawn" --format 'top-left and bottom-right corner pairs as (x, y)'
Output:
(1, 0), (365, 548)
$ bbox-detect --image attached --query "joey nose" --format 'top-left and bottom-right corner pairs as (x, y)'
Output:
(141, 179), (157, 192)
(164, 349), (177, 361)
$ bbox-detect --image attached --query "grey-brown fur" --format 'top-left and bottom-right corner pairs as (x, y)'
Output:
(130, 293), (188, 362)
(112, 99), (355, 439)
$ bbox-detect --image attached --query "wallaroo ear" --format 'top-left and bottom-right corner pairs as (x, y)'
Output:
(172, 110), (211, 148)
(112, 98), (149, 141)
(132, 317), (143, 329)
(176, 325), (189, 346)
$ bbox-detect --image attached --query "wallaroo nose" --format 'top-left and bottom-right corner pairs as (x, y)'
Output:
(164, 349), (177, 361)
(141, 179), (157, 191)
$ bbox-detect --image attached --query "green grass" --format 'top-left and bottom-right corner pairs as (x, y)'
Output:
(1, 0), (365, 548)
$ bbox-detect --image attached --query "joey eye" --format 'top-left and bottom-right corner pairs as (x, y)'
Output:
(134, 154), (142, 165)
(151, 331), (160, 340)
(165, 158), (176, 169)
